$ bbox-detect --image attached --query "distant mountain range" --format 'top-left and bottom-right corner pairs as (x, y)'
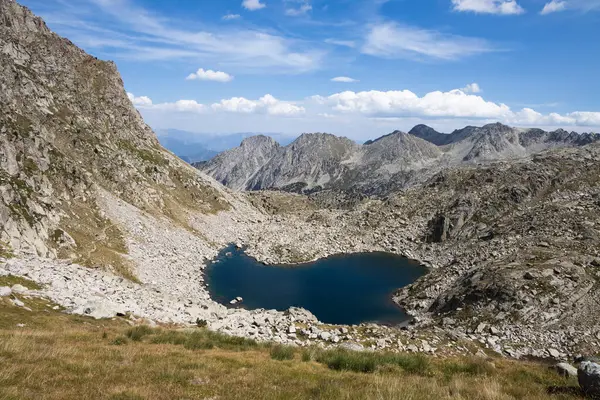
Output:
(196, 123), (600, 194)
(156, 129), (295, 163)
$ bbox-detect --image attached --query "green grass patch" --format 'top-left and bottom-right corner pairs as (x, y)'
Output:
(270, 344), (295, 361)
(0, 275), (42, 290)
(148, 328), (261, 352)
(315, 349), (431, 375)
(126, 325), (158, 342)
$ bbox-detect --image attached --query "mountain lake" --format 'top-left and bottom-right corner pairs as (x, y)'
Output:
(205, 245), (428, 326)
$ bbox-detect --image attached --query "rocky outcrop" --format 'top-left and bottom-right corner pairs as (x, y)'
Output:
(0, 0), (231, 261)
(579, 362), (600, 398)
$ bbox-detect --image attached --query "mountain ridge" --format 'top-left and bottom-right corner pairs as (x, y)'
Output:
(199, 123), (600, 194)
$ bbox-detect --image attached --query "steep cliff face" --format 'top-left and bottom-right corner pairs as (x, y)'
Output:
(0, 0), (230, 265)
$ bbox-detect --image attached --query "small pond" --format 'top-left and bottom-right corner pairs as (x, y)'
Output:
(205, 245), (428, 326)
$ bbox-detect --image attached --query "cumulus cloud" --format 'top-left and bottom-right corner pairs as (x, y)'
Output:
(212, 95), (305, 116)
(242, 0), (266, 11)
(451, 0), (525, 14)
(363, 22), (497, 61)
(222, 13), (241, 20)
(186, 68), (234, 83)
(540, 0), (567, 14)
(128, 90), (600, 131)
(331, 76), (359, 83)
(315, 89), (511, 119)
(461, 83), (482, 93)
(127, 92), (153, 107)
(128, 93), (303, 117)
(509, 109), (600, 126)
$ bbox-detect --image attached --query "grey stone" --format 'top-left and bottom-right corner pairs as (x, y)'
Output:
(11, 284), (28, 294)
(0, 286), (11, 297)
(578, 361), (600, 397)
(555, 362), (578, 378)
(548, 348), (561, 359)
(339, 342), (364, 352)
(12, 298), (25, 307)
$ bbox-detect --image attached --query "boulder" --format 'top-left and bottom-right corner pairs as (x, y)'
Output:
(578, 361), (600, 398)
(12, 298), (25, 307)
(11, 284), (28, 294)
(0, 286), (11, 297)
(338, 342), (365, 352)
(73, 300), (125, 320)
(555, 362), (578, 378)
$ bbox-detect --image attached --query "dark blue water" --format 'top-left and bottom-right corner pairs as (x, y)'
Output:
(205, 245), (428, 326)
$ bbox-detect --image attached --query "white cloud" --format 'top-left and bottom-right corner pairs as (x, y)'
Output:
(128, 90), (600, 135)
(362, 22), (497, 61)
(461, 83), (482, 93)
(128, 93), (303, 117)
(540, 0), (568, 14)
(242, 0), (266, 11)
(324, 38), (356, 48)
(316, 89), (512, 119)
(155, 100), (206, 113)
(55, 0), (321, 73)
(186, 68), (234, 83)
(212, 95), (305, 116)
(222, 13), (241, 20)
(509, 109), (600, 126)
(540, 0), (600, 13)
(331, 76), (359, 83)
(285, 0), (312, 16)
(451, 0), (525, 15)
(127, 92), (153, 107)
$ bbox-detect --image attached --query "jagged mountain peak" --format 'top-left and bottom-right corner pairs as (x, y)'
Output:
(240, 134), (280, 148)
(408, 125), (452, 146)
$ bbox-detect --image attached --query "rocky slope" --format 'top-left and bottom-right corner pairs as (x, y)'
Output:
(2, 0), (600, 363)
(200, 122), (600, 194)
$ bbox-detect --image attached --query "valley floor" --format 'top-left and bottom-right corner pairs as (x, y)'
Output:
(0, 276), (585, 400)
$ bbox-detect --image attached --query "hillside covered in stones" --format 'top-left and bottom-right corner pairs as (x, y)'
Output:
(1, 0), (600, 368)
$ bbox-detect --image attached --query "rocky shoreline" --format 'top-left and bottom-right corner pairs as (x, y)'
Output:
(2, 185), (599, 363)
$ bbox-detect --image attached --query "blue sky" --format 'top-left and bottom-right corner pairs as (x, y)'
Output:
(21, 0), (600, 139)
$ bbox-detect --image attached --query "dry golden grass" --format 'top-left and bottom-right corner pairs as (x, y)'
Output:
(0, 277), (585, 400)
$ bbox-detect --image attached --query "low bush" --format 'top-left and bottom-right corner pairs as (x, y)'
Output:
(270, 345), (295, 361)
(315, 349), (430, 375)
(126, 325), (157, 342)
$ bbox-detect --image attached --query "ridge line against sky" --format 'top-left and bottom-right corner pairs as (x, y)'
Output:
(20, 0), (600, 138)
